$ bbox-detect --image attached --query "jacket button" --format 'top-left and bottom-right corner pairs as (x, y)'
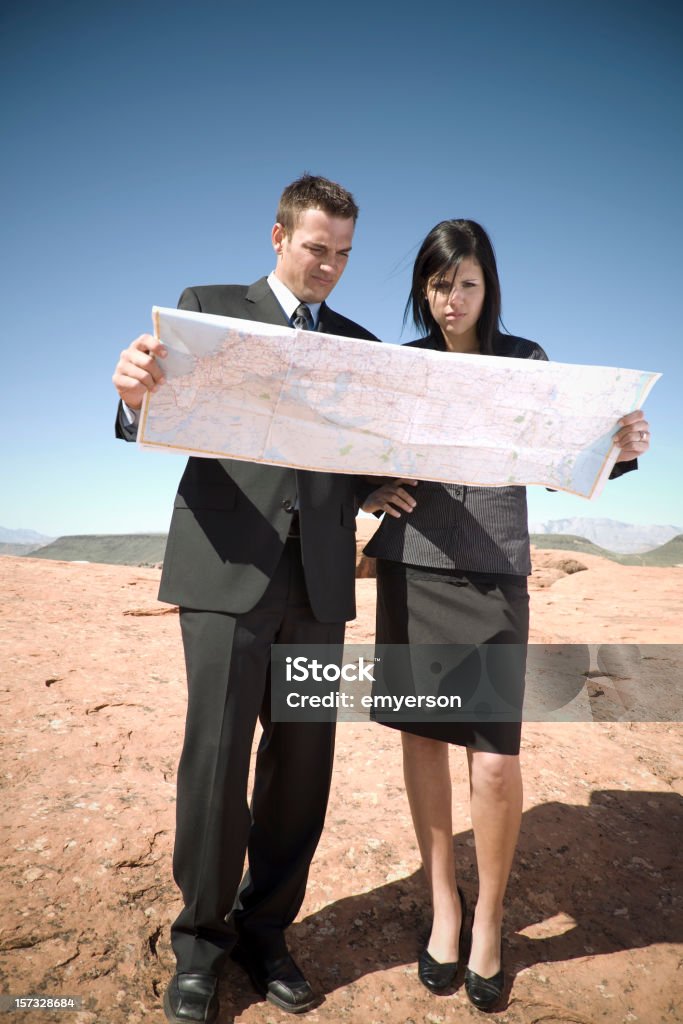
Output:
(281, 499), (295, 513)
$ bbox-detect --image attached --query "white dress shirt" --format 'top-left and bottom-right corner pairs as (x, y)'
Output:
(267, 271), (321, 327)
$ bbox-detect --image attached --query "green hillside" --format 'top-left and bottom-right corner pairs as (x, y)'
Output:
(530, 533), (683, 567)
(617, 534), (683, 567)
(530, 533), (615, 559)
(28, 534), (167, 566)
(23, 531), (683, 570)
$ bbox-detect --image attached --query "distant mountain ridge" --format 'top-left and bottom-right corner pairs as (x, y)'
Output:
(0, 527), (54, 545)
(528, 517), (682, 553)
(27, 534), (167, 567)
(0, 542), (46, 557)
(4, 523), (683, 569)
(530, 533), (683, 567)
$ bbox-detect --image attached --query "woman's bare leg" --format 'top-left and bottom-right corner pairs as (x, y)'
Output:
(466, 749), (522, 978)
(401, 732), (463, 961)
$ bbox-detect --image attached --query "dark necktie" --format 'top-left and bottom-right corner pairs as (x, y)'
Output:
(291, 302), (314, 331)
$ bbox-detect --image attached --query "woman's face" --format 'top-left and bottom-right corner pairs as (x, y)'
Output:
(425, 256), (485, 352)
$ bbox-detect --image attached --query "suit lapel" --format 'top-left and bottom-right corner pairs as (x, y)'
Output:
(245, 283), (343, 335)
(317, 302), (337, 334)
(245, 277), (291, 328)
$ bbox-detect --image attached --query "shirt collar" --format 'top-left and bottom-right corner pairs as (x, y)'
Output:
(267, 271), (321, 327)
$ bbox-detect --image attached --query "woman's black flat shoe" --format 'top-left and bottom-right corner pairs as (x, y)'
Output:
(418, 887), (467, 993)
(464, 957), (505, 1012)
(418, 947), (458, 992)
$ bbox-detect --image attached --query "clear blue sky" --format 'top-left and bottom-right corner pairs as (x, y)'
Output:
(3, 0), (681, 537)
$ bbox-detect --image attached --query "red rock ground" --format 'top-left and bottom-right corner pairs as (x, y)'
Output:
(0, 534), (681, 1023)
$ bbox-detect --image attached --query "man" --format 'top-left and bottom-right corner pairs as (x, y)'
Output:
(113, 175), (382, 1024)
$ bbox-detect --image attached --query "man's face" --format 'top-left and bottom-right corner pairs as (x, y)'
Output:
(272, 208), (355, 303)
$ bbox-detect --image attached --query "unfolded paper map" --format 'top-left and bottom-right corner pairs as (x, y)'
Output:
(137, 306), (660, 499)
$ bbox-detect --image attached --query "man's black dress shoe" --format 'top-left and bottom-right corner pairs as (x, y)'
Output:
(163, 972), (218, 1024)
(417, 887), (468, 993)
(464, 951), (505, 1012)
(231, 945), (317, 1013)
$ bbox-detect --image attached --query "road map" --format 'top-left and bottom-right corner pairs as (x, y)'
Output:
(137, 306), (660, 499)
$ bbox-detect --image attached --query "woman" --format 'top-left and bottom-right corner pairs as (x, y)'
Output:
(362, 220), (650, 1010)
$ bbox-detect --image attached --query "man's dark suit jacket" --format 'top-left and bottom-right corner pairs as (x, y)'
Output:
(116, 277), (378, 622)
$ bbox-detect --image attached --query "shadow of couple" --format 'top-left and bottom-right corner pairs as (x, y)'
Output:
(221, 787), (681, 1014)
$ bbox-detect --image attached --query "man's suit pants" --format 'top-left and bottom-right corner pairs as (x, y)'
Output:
(170, 537), (344, 975)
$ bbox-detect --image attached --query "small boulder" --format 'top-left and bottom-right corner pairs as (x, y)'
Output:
(554, 558), (588, 575)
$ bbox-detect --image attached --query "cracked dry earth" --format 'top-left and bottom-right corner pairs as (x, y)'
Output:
(0, 540), (681, 1024)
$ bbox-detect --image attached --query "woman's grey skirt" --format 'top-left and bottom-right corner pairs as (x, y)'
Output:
(374, 558), (530, 755)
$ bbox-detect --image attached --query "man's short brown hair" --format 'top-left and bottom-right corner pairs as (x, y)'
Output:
(276, 174), (359, 236)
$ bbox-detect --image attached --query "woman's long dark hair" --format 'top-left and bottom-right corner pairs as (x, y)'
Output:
(406, 219), (502, 355)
